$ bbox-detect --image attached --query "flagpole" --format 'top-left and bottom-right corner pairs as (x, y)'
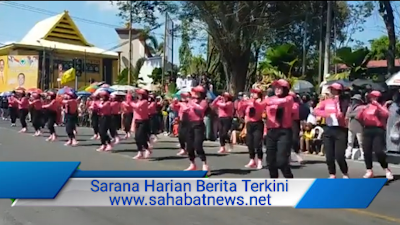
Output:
(74, 57), (78, 90)
(84, 49), (87, 86)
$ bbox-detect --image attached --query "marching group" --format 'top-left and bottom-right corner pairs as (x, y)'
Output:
(0, 79), (395, 180)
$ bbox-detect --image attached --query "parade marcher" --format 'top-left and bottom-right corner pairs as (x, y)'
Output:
(238, 88), (265, 169)
(211, 92), (234, 153)
(42, 91), (59, 141)
(171, 92), (191, 156)
(184, 85), (210, 174)
(148, 93), (159, 144)
(125, 89), (151, 159)
(121, 93), (133, 139)
(290, 91), (303, 163)
(8, 91), (18, 127)
(264, 79), (295, 178)
(62, 92), (79, 146)
(96, 91), (113, 151)
(14, 91), (29, 133)
(314, 82), (349, 178)
(357, 90), (394, 180)
(41, 93), (48, 129)
(89, 95), (100, 140)
(109, 93), (121, 144)
(29, 92), (43, 136)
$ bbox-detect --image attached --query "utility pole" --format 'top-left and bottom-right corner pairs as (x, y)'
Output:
(333, 12), (338, 75)
(323, 0), (332, 81)
(318, 2), (325, 85)
(302, 13), (308, 76)
(161, 13), (168, 87)
(41, 49), (46, 90)
(127, 1), (133, 86)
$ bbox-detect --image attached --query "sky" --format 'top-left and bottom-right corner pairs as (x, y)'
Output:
(0, 1), (399, 66)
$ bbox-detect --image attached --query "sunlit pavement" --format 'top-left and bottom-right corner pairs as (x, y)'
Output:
(0, 121), (400, 225)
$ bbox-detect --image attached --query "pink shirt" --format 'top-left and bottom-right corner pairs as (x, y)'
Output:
(131, 100), (149, 120)
(97, 101), (111, 116)
(148, 102), (157, 115)
(313, 98), (346, 127)
(238, 99), (265, 122)
(357, 103), (388, 128)
(121, 100), (132, 113)
(30, 99), (42, 110)
(211, 98), (234, 118)
(17, 97), (29, 110)
(171, 101), (189, 119)
(62, 99), (78, 114)
(187, 99), (208, 122)
(264, 96), (294, 129)
(292, 102), (300, 121)
(110, 101), (121, 115)
(43, 100), (58, 112)
(8, 97), (18, 108)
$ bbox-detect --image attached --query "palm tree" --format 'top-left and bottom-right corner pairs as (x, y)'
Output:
(329, 47), (371, 80)
(258, 43), (303, 89)
(116, 57), (146, 86)
(140, 29), (163, 56)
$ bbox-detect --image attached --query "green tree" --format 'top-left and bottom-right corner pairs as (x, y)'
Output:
(369, 35), (400, 60)
(116, 58), (146, 86)
(111, 1), (373, 93)
(178, 19), (192, 75)
(378, 1), (396, 75)
(330, 47), (371, 80)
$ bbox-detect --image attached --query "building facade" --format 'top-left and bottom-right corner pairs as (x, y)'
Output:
(0, 11), (118, 92)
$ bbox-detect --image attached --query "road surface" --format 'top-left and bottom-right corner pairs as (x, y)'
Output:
(0, 121), (399, 225)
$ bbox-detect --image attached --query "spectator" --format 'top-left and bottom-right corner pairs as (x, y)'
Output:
(176, 73), (185, 90)
(185, 74), (196, 88)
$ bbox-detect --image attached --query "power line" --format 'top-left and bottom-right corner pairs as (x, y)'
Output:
(1, 1), (167, 37)
(2, 1), (120, 28)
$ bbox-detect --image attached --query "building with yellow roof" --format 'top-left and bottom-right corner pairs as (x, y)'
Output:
(0, 11), (119, 92)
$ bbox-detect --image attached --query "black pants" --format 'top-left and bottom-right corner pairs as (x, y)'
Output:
(32, 109), (42, 131)
(149, 114), (159, 135)
(123, 113), (133, 133)
(178, 121), (188, 149)
(99, 115), (111, 145)
(186, 121), (206, 162)
(266, 128), (293, 178)
(323, 126), (348, 175)
(219, 117), (232, 146)
(19, 108), (28, 128)
(47, 110), (57, 135)
(135, 119), (149, 151)
(9, 107), (17, 124)
(65, 113), (76, 139)
(91, 113), (99, 135)
(109, 114), (119, 138)
(362, 127), (388, 170)
(42, 109), (48, 128)
(246, 121), (263, 159)
(292, 120), (300, 154)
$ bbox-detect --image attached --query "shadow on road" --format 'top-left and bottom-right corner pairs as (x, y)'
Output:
(229, 151), (249, 155)
(375, 174), (400, 185)
(211, 168), (253, 176)
(150, 156), (186, 161)
(302, 159), (326, 165)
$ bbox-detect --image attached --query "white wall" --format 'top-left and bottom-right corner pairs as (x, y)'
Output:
(139, 56), (162, 91)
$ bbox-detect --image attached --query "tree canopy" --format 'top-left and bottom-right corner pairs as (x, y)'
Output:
(111, 1), (395, 94)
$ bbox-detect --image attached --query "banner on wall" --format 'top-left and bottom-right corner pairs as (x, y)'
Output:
(7, 55), (39, 91)
(0, 56), (7, 92)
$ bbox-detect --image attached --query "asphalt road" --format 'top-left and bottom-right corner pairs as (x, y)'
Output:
(0, 121), (399, 225)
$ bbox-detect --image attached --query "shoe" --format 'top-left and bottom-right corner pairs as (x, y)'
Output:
(386, 169), (394, 181)
(363, 170), (374, 178)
